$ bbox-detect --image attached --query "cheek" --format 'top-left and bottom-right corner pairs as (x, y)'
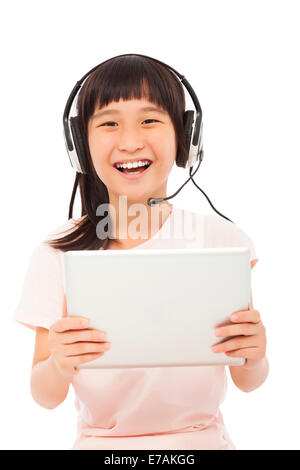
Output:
(88, 135), (111, 171)
(150, 129), (176, 157)
(88, 133), (105, 157)
(87, 134), (98, 162)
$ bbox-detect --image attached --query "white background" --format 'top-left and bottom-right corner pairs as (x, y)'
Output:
(1, 0), (299, 450)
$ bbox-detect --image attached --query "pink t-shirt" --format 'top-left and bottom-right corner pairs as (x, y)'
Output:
(13, 205), (259, 450)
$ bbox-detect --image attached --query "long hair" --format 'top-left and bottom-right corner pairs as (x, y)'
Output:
(45, 54), (189, 252)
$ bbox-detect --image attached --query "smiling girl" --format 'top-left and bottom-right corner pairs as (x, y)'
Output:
(13, 54), (268, 450)
(88, 95), (176, 249)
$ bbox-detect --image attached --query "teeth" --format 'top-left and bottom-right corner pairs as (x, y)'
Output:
(116, 160), (151, 169)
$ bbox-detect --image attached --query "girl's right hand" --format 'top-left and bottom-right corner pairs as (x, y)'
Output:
(48, 316), (111, 377)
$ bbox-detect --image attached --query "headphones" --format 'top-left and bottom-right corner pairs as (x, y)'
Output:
(63, 53), (233, 223)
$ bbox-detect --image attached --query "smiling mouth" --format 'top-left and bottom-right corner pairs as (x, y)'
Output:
(115, 162), (152, 174)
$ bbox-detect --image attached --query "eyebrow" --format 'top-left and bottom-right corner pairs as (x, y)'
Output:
(92, 106), (168, 122)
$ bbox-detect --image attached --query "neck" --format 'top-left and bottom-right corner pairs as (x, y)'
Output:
(107, 195), (173, 245)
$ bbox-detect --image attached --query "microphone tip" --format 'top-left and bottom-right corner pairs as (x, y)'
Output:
(147, 197), (166, 206)
(147, 198), (156, 206)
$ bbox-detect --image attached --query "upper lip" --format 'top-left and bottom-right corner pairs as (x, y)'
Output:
(113, 158), (153, 166)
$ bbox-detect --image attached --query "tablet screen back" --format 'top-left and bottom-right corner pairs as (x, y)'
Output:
(63, 248), (251, 369)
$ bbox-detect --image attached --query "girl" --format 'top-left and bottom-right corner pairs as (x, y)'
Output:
(13, 54), (268, 450)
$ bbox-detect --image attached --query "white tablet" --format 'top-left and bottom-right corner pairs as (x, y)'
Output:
(63, 248), (251, 369)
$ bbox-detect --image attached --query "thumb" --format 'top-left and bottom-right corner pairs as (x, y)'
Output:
(62, 291), (68, 318)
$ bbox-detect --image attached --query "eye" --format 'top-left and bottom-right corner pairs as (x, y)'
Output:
(143, 119), (158, 124)
(99, 121), (117, 127)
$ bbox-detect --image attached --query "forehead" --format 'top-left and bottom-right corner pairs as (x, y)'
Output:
(91, 98), (169, 122)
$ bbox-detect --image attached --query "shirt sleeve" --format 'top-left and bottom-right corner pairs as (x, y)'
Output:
(204, 215), (259, 269)
(12, 242), (65, 331)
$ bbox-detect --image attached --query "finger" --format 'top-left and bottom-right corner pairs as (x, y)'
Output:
(73, 352), (105, 366)
(67, 352), (105, 370)
(65, 341), (111, 357)
(62, 329), (106, 345)
(63, 292), (68, 318)
(52, 316), (90, 333)
(231, 309), (261, 324)
(215, 323), (259, 338)
(212, 335), (258, 353)
(225, 347), (260, 358)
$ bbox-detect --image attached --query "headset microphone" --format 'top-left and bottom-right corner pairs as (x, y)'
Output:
(147, 152), (203, 207)
(147, 149), (234, 224)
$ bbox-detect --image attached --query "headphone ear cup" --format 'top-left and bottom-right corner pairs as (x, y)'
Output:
(182, 110), (195, 168)
(70, 117), (90, 174)
(183, 110), (194, 149)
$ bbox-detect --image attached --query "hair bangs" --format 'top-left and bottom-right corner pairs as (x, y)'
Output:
(76, 55), (185, 135)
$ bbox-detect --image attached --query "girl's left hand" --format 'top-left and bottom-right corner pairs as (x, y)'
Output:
(212, 308), (267, 368)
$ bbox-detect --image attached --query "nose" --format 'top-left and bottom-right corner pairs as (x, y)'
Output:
(118, 128), (145, 153)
